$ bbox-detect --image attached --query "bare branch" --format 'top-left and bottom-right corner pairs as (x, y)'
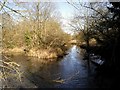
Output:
(66, 0), (80, 11)
(0, 1), (27, 18)
(79, 3), (108, 21)
(0, 1), (7, 11)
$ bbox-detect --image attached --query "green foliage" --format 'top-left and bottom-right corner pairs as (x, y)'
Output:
(24, 31), (32, 47)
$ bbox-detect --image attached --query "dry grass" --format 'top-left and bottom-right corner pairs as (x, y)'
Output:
(2, 47), (24, 55)
(2, 47), (64, 60)
(27, 47), (63, 59)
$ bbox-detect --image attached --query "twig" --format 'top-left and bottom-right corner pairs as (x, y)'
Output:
(0, 1), (27, 19)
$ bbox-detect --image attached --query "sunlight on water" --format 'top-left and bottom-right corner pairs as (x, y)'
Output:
(5, 45), (97, 88)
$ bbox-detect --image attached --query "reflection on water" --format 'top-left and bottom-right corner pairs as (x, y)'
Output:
(6, 45), (98, 88)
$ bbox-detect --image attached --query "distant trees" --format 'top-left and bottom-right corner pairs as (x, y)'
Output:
(69, 2), (109, 46)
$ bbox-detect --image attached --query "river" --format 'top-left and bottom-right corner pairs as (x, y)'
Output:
(4, 45), (99, 88)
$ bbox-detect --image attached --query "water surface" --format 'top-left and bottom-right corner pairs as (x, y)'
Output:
(6, 45), (98, 88)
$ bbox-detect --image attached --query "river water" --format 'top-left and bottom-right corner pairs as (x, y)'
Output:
(4, 45), (99, 88)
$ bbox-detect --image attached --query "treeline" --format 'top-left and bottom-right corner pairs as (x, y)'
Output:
(2, 2), (71, 58)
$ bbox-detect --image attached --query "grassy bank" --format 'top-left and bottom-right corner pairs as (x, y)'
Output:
(2, 46), (69, 61)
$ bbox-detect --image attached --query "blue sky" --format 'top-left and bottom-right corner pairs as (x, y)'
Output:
(57, 2), (76, 34)
(57, 2), (75, 19)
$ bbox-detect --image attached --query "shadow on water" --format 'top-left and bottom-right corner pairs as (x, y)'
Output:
(6, 45), (99, 88)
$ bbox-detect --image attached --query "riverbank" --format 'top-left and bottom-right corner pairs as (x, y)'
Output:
(26, 47), (64, 59)
(2, 46), (69, 62)
(2, 45), (99, 88)
(1, 46), (69, 88)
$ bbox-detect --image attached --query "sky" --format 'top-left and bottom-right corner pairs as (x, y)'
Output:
(1, 0), (110, 35)
(56, 0), (109, 35)
(57, 2), (76, 35)
(0, 0), (76, 34)
(57, 2), (75, 19)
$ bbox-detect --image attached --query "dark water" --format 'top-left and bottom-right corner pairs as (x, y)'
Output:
(6, 45), (99, 88)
